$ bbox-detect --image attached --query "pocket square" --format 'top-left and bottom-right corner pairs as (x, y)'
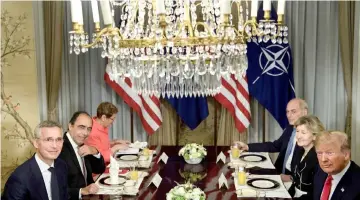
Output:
(341, 188), (345, 192)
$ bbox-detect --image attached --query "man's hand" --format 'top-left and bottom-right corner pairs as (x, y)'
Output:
(81, 183), (99, 195)
(78, 145), (99, 157)
(233, 141), (249, 151)
(111, 143), (129, 154)
(280, 174), (292, 182)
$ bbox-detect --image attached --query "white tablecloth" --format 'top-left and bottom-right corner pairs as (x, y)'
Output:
(233, 174), (291, 198)
(228, 152), (276, 169)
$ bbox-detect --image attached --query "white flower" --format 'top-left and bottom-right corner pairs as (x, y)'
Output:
(184, 193), (192, 199)
(166, 192), (173, 200)
(191, 148), (197, 153)
(179, 148), (185, 156)
(174, 187), (186, 196)
(192, 188), (202, 195)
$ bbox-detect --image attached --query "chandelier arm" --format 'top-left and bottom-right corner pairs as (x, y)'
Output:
(194, 22), (215, 37)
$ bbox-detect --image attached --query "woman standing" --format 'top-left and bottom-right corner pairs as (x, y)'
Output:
(289, 115), (325, 199)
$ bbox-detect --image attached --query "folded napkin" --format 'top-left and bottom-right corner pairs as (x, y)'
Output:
(129, 141), (148, 149)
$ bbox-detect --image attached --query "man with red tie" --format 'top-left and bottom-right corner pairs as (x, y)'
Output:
(314, 131), (360, 200)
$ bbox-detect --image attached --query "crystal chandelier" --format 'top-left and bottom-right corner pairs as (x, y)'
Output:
(69, 0), (287, 98)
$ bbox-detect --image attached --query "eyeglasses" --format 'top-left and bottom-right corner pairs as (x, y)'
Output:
(38, 137), (64, 144)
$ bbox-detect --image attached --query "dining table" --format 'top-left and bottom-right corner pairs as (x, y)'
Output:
(83, 146), (292, 200)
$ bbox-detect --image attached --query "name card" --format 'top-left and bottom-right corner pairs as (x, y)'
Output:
(157, 152), (168, 164)
(216, 151), (226, 164)
(218, 173), (228, 189)
(147, 172), (162, 188)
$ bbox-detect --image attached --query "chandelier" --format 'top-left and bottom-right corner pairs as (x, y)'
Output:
(69, 0), (287, 98)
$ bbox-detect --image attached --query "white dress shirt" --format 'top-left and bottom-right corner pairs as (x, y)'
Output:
(34, 153), (54, 200)
(66, 133), (101, 199)
(328, 161), (351, 199)
(285, 134), (297, 171)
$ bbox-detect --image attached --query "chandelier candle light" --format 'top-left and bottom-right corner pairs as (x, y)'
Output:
(69, 0), (288, 98)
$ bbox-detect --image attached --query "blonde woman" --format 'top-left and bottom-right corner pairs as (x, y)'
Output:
(289, 115), (325, 199)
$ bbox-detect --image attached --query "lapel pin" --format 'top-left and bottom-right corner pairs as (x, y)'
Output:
(341, 188), (345, 192)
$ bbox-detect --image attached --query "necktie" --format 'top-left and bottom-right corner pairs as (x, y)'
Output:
(48, 167), (60, 200)
(81, 157), (87, 185)
(321, 175), (333, 200)
(282, 128), (296, 173)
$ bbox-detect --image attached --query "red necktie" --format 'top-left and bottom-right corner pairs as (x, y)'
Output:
(321, 175), (333, 200)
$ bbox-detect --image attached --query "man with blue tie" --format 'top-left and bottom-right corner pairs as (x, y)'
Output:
(2, 120), (68, 200)
(314, 131), (360, 200)
(235, 98), (308, 176)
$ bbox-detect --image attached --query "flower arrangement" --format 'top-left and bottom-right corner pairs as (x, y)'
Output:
(178, 143), (207, 160)
(166, 182), (206, 200)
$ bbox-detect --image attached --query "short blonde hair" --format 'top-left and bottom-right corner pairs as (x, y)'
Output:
(294, 115), (325, 136)
(33, 120), (63, 139)
(315, 131), (350, 152)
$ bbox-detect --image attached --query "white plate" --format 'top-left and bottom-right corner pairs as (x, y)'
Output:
(119, 155), (139, 161)
(104, 177), (126, 185)
(251, 180), (275, 188)
(242, 156), (263, 162)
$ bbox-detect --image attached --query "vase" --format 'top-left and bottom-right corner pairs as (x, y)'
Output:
(184, 157), (203, 164)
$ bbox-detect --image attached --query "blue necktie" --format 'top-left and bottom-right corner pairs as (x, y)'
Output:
(282, 129), (296, 173)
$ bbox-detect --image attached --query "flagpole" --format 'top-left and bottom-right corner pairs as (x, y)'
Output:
(176, 115), (180, 146)
(130, 107), (134, 143)
(214, 98), (218, 147)
(262, 107), (266, 143)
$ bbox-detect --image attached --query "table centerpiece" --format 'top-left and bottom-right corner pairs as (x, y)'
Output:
(166, 182), (206, 200)
(179, 143), (207, 164)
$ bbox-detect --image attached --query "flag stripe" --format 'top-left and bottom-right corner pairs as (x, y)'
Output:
(215, 75), (251, 133)
(104, 73), (162, 135)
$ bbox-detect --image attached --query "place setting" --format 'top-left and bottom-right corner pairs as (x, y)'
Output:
(96, 157), (148, 196)
(228, 144), (276, 169)
(113, 141), (155, 169)
(233, 171), (292, 198)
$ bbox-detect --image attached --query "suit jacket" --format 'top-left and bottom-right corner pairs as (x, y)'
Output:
(289, 146), (318, 199)
(58, 133), (106, 200)
(313, 161), (360, 200)
(2, 155), (68, 200)
(248, 125), (294, 174)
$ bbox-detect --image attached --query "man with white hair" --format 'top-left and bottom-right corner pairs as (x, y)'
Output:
(235, 98), (308, 175)
(313, 131), (360, 200)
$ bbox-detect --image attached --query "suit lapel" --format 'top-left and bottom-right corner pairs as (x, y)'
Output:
(54, 159), (65, 200)
(29, 156), (49, 200)
(64, 134), (84, 175)
(331, 162), (353, 200)
(315, 170), (327, 199)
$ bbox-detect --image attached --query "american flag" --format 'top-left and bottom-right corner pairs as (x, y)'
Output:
(214, 75), (251, 133)
(104, 72), (162, 135)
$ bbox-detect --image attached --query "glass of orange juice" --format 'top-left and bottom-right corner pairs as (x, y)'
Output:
(142, 148), (150, 156)
(231, 145), (240, 159)
(129, 169), (139, 180)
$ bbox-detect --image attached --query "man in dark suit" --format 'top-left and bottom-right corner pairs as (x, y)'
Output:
(58, 111), (106, 200)
(235, 98), (308, 175)
(2, 120), (68, 200)
(314, 131), (360, 200)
